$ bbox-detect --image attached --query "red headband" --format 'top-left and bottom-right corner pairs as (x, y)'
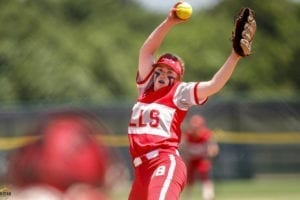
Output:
(155, 57), (183, 76)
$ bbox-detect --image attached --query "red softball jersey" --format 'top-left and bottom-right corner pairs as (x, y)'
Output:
(128, 69), (207, 158)
(185, 128), (213, 159)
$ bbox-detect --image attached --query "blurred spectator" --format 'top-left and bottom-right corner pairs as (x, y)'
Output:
(5, 110), (125, 200)
(183, 114), (219, 200)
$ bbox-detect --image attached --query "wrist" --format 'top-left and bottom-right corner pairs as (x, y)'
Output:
(231, 49), (241, 59)
(163, 18), (175, 27)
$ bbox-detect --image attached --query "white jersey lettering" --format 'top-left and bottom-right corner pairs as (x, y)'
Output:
(128, 102), (175, 138)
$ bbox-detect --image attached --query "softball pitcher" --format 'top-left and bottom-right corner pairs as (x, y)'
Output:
(127, 3), (256, 200)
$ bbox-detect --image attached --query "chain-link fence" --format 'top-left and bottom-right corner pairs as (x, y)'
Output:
(0, 99), (299, 181)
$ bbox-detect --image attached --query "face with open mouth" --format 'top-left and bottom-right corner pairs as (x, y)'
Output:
(153, 65), (178, 91)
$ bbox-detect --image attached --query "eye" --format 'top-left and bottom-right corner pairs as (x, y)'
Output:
(167, 70), (175, 75)
(156, 68), (163, 72)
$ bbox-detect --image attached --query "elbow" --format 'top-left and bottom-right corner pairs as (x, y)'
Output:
(206, 86), (222, 97)
(211, 84), (225, 94)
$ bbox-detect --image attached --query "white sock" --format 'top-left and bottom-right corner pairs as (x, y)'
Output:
(202, 180), (215, 200)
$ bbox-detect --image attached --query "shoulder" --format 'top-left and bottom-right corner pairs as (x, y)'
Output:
(173, 82), (207, 110)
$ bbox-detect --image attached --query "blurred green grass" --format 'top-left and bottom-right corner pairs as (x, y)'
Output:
(110, 177), (300, 200)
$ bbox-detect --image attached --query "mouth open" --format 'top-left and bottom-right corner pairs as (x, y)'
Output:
(158, 80), (165, 84)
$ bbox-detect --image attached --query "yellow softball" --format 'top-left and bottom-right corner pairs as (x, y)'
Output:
(175, 2), (193, 20)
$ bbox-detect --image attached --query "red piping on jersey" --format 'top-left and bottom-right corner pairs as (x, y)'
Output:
(194, 82), (200, 104)
(194, 82), (208, 105)
(136, 67), (156, 85)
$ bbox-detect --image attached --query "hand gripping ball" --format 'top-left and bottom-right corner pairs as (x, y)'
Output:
(175, 2), (193, 20)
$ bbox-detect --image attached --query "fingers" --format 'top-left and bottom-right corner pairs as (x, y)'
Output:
(242, 26), (254, 41)
(247, 14), (255, 23)
(244, 22), (255, 33)
(242, 19), (256, 42)
(167, 4), (187, 23)
(233, 8), (256, 57)
(240, 39), (251, 56)
(241, 11), (256, 56)
(242, 30), (251, 41)
(174, 1), (184, 7)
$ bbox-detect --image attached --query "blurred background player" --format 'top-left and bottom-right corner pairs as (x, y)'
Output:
(183, 114), (219, 200)
(5, 110), (126, 200)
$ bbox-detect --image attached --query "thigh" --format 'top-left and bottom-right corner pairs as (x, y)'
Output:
(187, 160), (197, 185)
(148, 154), (187, 200)
(196, 160), (212, 181)
(128, 164), (152, 200)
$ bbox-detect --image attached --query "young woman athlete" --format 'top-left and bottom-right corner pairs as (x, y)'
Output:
(127, 3), (255, 200)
